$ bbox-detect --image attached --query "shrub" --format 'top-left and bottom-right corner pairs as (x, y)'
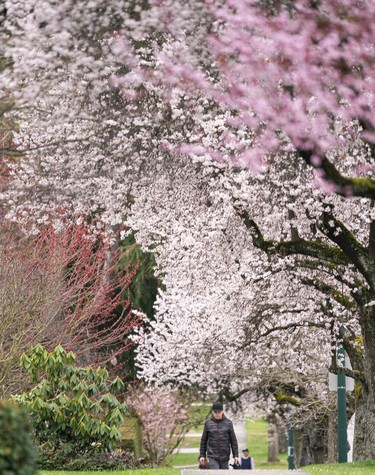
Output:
(37, 447), (142, 470)
(12, 344), (128, 469)
(0, 400), (37, 475)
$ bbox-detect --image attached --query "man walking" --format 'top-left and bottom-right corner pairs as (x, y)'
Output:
(199, 401), (239, 469)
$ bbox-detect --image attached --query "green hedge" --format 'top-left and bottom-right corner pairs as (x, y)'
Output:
(0, 400), (37, 475)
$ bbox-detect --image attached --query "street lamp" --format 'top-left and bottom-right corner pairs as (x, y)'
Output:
(337, 344), (347, 463)
(328, 341), (354, 463)
(287, 420), (295, 470)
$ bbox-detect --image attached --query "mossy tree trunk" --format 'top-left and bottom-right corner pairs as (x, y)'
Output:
(294, 419), (328, 467)
(353, 304), (375, 460)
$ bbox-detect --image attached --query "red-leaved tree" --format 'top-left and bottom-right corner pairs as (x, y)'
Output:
(0, 223), (141, 397)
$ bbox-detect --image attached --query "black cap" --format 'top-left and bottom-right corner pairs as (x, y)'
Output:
(212, 401), (223, 411)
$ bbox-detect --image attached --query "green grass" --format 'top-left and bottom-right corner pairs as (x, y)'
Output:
(166, 434), (201, 467)
(179, 436), (201, 448)
(167, 450), (198, 467)
(164, 402), (210, 468)
(38, 460), (375, 474)
(186, 403), (211, 432)
(304, 460), (375, 475)
(38, 470), (179, 475)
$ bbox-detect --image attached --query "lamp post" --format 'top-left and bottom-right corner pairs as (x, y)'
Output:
(337, 344), (347, 463)
(329, 341), (353, 463)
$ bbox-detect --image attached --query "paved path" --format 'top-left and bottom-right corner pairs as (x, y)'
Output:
(182, 471), (308, 475)
(233, 419), (247, 452)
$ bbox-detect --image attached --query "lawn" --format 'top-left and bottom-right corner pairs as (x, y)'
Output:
(168, 451), (198, 468)
(38, 470), (179, 475)
(38, 460), (375, 475)
(179, 436), (201, 448)
(304, 460), (375, 475)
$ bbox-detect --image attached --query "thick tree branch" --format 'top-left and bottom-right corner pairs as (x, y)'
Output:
(300, 149), (375, 199)
(240, 321), (327, 350)
(329, 363), (365, 385)
(235, 206), (350, 266)
(221, 387), (252, 401)
(260, 320), (326, 337)
(369, 219), (375, 260)
(317, 209), (375, 288)
(300, 276), (356, 310)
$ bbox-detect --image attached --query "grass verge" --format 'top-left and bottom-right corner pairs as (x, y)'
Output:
(304, 460), (375, 475)
(39, 470), (180, 475)
(39, 459), (375, 475)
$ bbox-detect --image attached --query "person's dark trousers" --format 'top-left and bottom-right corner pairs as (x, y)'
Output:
(208, 458), (229, 469)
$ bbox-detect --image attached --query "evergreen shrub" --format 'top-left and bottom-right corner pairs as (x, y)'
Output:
(13, 344), (132, 470)
(37, 447), (141, 470)
(0, 400), (37, 475)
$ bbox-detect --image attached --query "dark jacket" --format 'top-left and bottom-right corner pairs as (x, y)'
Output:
(240, 456), (253, 469)
(199, 414), (239, 461)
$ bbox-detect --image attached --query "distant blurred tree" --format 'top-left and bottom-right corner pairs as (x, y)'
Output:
(125, 384), (188, 466)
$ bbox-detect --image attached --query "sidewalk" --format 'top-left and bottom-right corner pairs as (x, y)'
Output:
(233, 419), (247, 452)
(182, 471), (308, 475)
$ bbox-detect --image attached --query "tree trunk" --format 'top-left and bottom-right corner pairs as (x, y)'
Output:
(267, 415), (279, 462)
(327, 393), (338, 463)
(353, 306), (375, 460)
(294, 419), (328, 467)
(278, 420), (288, 454)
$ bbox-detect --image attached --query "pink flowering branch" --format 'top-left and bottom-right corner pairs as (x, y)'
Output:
(146, 0), (375, 193)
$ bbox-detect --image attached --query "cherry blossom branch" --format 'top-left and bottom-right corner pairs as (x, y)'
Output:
(299, 276), (356, 310)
